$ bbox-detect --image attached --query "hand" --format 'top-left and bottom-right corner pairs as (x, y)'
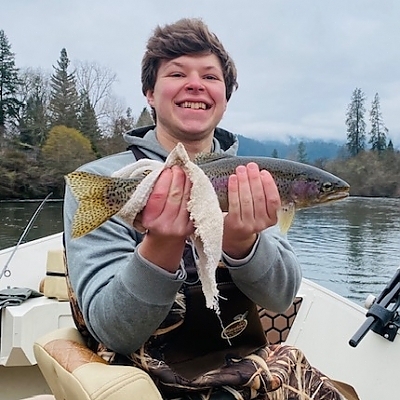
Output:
(222, 162), (281, 259)
(141, 166), (194, 237)
(137, 166), (195, 272)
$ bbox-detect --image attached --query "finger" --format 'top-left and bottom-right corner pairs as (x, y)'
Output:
(246, 162), (266, 218)
(227, 173), (240, 218)
(260, 170), (281, 223)
(165, 166), (187, 207)
(144, 168), (173, 218)
(163, 167), (193, 236)
(235, 165), (254, 220)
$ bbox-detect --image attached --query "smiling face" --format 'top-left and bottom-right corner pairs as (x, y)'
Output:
(146, 53), (227, 153)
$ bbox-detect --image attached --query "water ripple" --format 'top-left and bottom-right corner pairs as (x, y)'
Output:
(288, 197), (400, 305)
(1, 197), (399, 306)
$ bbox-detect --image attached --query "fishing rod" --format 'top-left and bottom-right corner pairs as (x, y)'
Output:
(0, 192), (53, 280)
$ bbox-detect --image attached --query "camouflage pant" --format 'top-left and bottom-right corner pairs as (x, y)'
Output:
(68, 260), (351, 400)
(100, 343), (348, 400)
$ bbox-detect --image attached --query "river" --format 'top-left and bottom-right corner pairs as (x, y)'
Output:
(0, 197), (399, 306)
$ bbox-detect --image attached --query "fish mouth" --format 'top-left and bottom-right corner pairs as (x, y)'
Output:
(176, 101), (211, 110)
(294, 186), (350, 209)
(319, 187), (350, 204)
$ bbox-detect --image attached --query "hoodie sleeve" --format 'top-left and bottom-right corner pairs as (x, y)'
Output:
(64, 183), (186, 355)
(223, 228), (302, 313)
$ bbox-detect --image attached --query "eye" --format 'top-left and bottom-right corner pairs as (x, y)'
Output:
(322, 182), (333, 192)
(170, 72), (184, 78)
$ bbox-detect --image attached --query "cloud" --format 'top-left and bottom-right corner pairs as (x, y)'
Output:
(2, 0), (400, 145)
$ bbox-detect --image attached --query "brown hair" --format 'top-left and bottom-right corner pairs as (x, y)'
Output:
(141, 18), (238, 102)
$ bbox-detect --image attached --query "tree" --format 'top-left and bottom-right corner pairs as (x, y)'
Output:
(325, 151), (400, 197)
(369, 93), (388, 153)
(41, 125), (96, 172)
(135, 107), (154, 127)
(271, 148), (278, 158)
(74, 60), (117, 124)
(78, 91), (101, 153)
(0, 30), (22, 142)
(49, 48), (80, 129)
(346, 88), (366, 156)
(297, 141), (308, 163)
(17, 68), (50, 148)
(0, 148), (45, 199)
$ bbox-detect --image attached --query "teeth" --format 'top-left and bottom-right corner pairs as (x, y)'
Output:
(180, 101), (207, 110)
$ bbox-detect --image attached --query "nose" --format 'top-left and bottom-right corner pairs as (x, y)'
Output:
(185, 73), (205, 92)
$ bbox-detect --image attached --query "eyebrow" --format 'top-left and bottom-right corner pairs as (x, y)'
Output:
(164, 60), (221, 72)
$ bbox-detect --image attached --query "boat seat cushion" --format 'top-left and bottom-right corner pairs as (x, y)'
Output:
(40, 250), (69, 301)
(34, 327), (162, 400)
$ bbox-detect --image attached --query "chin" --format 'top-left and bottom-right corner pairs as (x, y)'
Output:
(180, 119), (222, 135)
(183, 128), (214, 140)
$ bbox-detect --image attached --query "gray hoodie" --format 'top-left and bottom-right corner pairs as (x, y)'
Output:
(64, 126), (302, 355)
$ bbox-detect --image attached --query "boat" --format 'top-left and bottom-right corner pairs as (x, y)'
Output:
(0, 231), (399, 399)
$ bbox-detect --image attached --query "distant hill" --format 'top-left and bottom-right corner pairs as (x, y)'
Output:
(237, 134), (343, 162)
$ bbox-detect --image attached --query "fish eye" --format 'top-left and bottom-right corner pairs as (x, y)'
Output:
(322, 182), (333, 192)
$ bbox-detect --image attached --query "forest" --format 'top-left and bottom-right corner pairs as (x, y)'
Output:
(0, 29), (399, 200)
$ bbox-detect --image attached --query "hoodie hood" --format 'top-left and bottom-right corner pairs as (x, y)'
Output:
(123, 125), (239, 158)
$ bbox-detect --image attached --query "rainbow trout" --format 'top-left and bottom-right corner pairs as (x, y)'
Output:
(66, 153), (350, 238)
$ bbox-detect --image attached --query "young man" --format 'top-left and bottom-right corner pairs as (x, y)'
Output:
(64, 18), (346, 400)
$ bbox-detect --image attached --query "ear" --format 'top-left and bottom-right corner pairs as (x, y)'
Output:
(146, 90), (155, 107)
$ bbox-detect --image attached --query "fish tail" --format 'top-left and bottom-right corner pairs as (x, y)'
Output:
(65, 171), (127, 238)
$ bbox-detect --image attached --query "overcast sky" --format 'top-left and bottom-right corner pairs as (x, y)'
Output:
(2, 0), (399, 144)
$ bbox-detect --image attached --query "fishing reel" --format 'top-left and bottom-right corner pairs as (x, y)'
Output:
(349, 268), (400, 347)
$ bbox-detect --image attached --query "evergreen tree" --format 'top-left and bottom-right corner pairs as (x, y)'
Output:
(136, 107), (154, 127)
(369, 93), (388, 153)
(18, 70), (50, 148)
(0, 30), (22, 141)
(79, 91), (101, 153)
(95, 107), (135, 157)
(271, 148), (278, 158)
(112, 107), (135, 136)
(49, 48), (80, 129)
(387, 139), (394, 152)
(346, 88), (366, 156)
(297, 141), (308, 163)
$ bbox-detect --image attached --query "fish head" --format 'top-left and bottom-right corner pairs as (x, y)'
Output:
(288, 170), (350, 209)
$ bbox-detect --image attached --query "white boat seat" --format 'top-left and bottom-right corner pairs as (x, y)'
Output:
(33, 326), (162, 400)
(40, 250), (69, 301)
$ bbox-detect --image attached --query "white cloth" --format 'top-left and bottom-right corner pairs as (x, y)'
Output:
(113, 143), (223, 313)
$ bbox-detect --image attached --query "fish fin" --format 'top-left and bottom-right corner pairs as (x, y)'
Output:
(65, 171), (127, 238)
(194, 152), (233, 165)
(277, 203), (296, 234)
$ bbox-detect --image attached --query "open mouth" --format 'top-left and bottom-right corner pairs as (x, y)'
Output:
(177, 101), (211, 110)
(321, 187), (350, 203)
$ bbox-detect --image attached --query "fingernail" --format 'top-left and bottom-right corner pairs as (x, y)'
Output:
(248, 162), (259, 170)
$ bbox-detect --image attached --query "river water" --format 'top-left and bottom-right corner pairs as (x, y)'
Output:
(0, 197), (399, 306)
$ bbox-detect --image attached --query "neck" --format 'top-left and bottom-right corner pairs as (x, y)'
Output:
(156, 129), (214, 160)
